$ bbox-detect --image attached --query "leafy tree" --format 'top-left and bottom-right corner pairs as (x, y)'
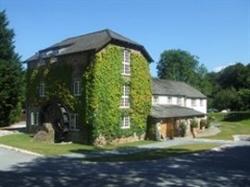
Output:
(157, 49), (212, 96)
(157, 49), (198, 83)
(216, 63), (250, 90)
(0, 10), (24, 126)
(209, 63), (250, 111)
(213, 88), (242, 111)
(238, 89), (250, 110)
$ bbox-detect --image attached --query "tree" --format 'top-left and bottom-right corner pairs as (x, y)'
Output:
(0, 10), (24, 126)
(213, 88), (242, 111)
(216, 63), (249, 90)
(209, 63), (250, 111)
(157, 49), (212, 95)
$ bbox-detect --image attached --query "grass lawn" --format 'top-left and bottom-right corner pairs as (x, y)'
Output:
(83, 143), (218, 162)
(0, 133), (155, 155)
(208, 113), (250, 140)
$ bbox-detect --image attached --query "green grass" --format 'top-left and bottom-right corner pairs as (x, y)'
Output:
(84, 143), (218, 162)
(207, 112), (250, 140)
(0, 133), (155, 155)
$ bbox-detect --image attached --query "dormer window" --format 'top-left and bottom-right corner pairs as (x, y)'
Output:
(168, 96), (172, 104)
(73, 80), (81, 96)
(39, 82), (45, 97)
(153, 96), (159, 104)
(192, 99), (196, 107)
(122, 49), (130, 75)
(200, 99), (204, 106)
(177, 97), (182, 105)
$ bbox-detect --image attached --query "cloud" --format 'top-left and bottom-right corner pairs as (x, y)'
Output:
(213, 63), (235, 72)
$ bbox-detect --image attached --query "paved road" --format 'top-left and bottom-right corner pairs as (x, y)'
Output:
(0, 143), (250, 187)
(0, 147), (37, 171)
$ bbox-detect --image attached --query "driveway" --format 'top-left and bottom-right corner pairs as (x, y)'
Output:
(0, 143), (249, 187)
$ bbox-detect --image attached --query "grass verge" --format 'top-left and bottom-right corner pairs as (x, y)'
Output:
(207, 113), (250, 140)
(83, 143), (218, 162)
(0, 133), (155, 155)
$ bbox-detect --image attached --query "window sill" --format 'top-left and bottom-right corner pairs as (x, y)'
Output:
(121, 126), (130, 129)
(74, 94), (81, 97)
(121, 73), (131, 76)
(120, 106), (130, 109)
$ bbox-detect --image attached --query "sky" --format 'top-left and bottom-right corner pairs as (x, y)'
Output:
(1, 0), (249, 76)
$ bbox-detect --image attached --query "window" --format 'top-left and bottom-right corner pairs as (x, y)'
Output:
(39, 82), (45, 97)
(73, 80), (81, 96)
(121, 116), (130, 129)
(31, 112), (39, 126)
(120, 85), (130, 108)
(122, 49), (130, 75)
(168, 96), (172, 104)
(200, 99), (204, 106)
(69, 113), (78, 130)
(153, 96), (159, 104)
(177, 97), (182, 105)
(191, 99), (196, 106)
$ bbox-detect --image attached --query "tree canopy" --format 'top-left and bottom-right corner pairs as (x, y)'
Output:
(156, 49), (212, 96)
(210, 63), (250, 111)
(0, 10), (24, 126)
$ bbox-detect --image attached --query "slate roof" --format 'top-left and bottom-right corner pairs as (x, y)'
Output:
(152, 78), (206, 98)
(150, 105), (205, 118)
(25, 29), (153, 62)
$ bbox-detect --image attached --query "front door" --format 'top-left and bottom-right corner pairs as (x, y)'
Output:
(166, 119), (174, 139)
(160, 118), (175, 139)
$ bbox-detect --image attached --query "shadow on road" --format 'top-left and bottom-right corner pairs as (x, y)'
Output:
(0, 145), (249, 187)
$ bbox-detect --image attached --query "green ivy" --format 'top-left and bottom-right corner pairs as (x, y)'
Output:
(85, 45), (152, 142)
(27, 44), (152, 144)
(26, 63), (77, 110)
(84, 45), (123, 141)
(130, 52), (152, 136)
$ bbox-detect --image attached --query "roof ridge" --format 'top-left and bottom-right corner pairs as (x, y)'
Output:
(105, 29), (112, 39)
(153, 78), (184, 84)
(62, 29), (109, 42)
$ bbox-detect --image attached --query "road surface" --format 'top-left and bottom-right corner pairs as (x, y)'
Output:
(0, 143), (249, 187)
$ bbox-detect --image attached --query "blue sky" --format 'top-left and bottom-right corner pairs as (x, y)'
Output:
(1, 0), (249, 76)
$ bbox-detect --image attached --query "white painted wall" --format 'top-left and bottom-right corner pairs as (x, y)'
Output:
(152, 95), (207, 114)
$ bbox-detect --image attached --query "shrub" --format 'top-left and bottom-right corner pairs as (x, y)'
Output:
(200, 119), (209, 129)
(179, 121), (187, 137)
(190, 119), (198, 129)
(223, 111), (250, 122)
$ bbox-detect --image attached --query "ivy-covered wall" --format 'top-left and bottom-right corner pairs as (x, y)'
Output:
(84, 45), (152, 143)
(130, 52), (152, 136)
(83, 45), (123, 142)
(27, 44), (152, 144)
(26, 62), (76, 111)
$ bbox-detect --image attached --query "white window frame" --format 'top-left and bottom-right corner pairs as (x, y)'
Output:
(200, 99), (203, 106)
(168, 96), (172, 104)
(69, 113), (78, 130)
(153, 96), (159, 104)
(191, 99), (196, 107)
(120, 85), (130, 108)
(121, 116), (130, 129)
(39, 82), (45, 97)
(73, 80), (81, 96)
(122, 49), (131, 76)
(177, 97), (182, 105)
(31, 112), (39, 126)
